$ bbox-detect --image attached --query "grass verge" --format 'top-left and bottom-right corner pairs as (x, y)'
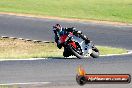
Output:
(0, 0), (132, 23)
(0, 38), (127, 59)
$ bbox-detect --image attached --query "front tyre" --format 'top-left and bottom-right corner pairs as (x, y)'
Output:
(90, 46), (99, 58)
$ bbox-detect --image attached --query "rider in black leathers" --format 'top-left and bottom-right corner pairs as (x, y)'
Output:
(53, 24), (90, 49)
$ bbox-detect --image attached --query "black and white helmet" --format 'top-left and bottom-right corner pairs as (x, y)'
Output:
(53, 24), (62, 30)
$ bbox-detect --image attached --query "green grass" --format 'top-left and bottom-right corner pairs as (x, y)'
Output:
(0, 0), (132, 23)
(97, 46), (126, 55)
(0, 38), (127, 59)
(0, 38), (63, 59)
(0, 85), (18, 88)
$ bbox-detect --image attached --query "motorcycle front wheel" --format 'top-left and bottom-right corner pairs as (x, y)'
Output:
(90, 46), (99, 58)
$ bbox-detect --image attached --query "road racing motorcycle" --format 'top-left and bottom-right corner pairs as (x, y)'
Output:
(57, 32), (99, 59)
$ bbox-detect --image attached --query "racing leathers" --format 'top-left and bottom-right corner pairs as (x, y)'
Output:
(53, 27), (90, 49)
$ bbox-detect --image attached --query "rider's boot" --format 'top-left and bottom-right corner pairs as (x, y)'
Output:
(57, 43), (62, 49)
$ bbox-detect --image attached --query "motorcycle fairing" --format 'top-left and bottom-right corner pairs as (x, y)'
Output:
(71, 35), (92, 56)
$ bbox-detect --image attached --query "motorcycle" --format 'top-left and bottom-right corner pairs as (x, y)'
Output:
(57, 32), (99, 59)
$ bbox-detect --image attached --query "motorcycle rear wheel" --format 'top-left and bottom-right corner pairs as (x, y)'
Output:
(68, 44), (84, 59)
(63, 47), (71, 57)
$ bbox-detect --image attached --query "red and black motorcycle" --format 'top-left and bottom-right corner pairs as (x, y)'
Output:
(55, 31), (99, 59)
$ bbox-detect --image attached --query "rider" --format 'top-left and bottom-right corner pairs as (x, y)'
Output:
(53, 24), (90, 49)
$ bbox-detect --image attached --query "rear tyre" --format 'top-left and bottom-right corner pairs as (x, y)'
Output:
(90, 46), (99, 58)
(63, 52), (70, 57)
(68, 44), (84, 59)
(63, 51), (70, 58)
(63, 47), (72, 57)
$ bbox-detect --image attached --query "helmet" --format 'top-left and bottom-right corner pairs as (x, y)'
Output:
(53, 24), (62, 31)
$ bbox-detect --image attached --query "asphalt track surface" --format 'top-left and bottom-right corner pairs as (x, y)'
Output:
(0, 14), (132, 88)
